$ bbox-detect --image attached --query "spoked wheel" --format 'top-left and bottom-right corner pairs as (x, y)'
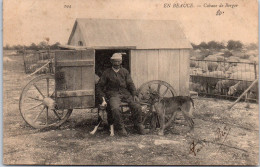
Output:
(138, 80), (176, 102)
(137, 80), (176, 130)
(19, 74), (72, 129)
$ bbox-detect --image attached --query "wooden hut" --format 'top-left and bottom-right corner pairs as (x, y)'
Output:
(65, 18), (192, 96)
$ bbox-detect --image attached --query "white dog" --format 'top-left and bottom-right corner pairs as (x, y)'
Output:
(90, 103), (115, 136)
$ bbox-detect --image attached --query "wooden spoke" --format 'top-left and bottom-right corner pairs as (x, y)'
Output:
(27, 96), (42, 102)
(52, 110), (62, 120)
(157, 84), (162, 94)
(33, 84), (45, 98)
(27, 102), (43, 111)
(33, 106), (46, 122)
(19, 74), (73, 129)
(50, 91), (55, 98)
(161, 87), (169, 98)
(46, 78), (49, 97)
(46, 108), (49, 125)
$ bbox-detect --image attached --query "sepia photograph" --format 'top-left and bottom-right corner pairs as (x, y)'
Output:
(3, 0), (259, 165)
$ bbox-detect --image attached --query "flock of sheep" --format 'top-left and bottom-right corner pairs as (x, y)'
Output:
(190, 49), (259, 100)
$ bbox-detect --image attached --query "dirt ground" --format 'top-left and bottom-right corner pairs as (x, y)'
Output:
(3, 54), (259, 165)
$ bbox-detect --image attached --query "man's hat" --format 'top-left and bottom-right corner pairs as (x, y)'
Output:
(111, 53), (122, 60)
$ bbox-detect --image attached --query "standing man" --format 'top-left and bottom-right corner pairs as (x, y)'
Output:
(96, 53), (149, 136)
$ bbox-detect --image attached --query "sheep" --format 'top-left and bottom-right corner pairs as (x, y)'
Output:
(189, 82), (204, 92)
(202, 71), (229, 78)
(227, 56), (240, 62)
(190, 68), (204, 75)
(206, 53), (225, 61)
(229, 71), (256, 81)
(216, 63), (231, 72)
(228, 81), (258, 98)
(195, 61), (208, 72)
(190, 57), (197, 67)
(228, 63), (257, 73)
(215, 79), (237, 94)
(194, 71), (228, 93)
(204, 56), (218, 71)
(239, 59), (251, 63)
(249, 55), (258, 63)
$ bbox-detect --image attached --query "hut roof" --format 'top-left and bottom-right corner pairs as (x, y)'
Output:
(68, 18), (192, 49)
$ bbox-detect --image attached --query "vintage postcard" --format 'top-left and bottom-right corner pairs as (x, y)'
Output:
(3, 0), (259, 165)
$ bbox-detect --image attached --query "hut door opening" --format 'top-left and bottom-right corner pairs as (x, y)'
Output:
(95, 50), (130, 77)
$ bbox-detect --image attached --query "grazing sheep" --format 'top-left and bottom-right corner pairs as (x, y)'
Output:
(227, 56), (240, 62)
(195, 61), (208, 72)
(228, 81), (258, 98)
(199, 71), (229, 93)
(216, 56), (225, 61)
(190, 57), (197, 67)
(204, 56), (218, 71)
(215, 79), (237, 94)
(216, 63), (231, 72)
(228, 64), (256, 73)
(229, 71), (256, 81)
(190, 68), (204, 75)
(206, 54), (225, 61)
(249, 55), (258, 63)
(202, 71), (229, 78)
(189, 82), (204, 92)
(239, 59), (251, 63)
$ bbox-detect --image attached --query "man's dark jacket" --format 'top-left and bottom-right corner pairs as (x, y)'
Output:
(96, 68), (137, 100)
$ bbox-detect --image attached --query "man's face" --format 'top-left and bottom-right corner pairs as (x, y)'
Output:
(111, 59), (122, 69)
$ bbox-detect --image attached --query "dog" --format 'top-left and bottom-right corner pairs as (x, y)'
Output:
(151, 95), (195, 136)
(90, 105), (115, 136)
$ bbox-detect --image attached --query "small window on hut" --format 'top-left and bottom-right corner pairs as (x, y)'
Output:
(78, 41), (83, 46)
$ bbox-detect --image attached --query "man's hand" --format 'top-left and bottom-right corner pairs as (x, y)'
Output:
(101, 97), (107, 107)
(134, 95), (140, 102)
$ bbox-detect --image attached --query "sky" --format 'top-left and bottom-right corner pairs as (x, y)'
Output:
(3, 0), (258, 46)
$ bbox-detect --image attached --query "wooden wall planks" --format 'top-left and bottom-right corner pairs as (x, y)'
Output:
(131, 49), (190, 96)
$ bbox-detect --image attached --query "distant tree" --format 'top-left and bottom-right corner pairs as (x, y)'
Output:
(198, 42), (209, 49)
(4, 44), (10, 50)
(50, 42), (61, 50)
(207, 41), (225, 50)
(227, 40), (243, 50)
(38, 41), (48, 50)
(28, 43), (38, 50)
(246, 43), (258, 50)
(191, 43), (199, 49)
(13, 45), (24, 50)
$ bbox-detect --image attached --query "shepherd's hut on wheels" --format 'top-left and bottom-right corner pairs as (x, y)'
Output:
(19, 18), (193, 130)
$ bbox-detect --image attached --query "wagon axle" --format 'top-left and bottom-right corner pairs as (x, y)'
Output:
(42, 97), (56, 110)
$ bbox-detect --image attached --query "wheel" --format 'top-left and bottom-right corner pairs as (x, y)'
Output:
(19, 74), (72, 129)
(137, 80), (176, 130)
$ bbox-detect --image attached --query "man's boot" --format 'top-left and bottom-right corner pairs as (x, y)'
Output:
(134, 124), (149, 135)
(118, 126), (128, 136)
